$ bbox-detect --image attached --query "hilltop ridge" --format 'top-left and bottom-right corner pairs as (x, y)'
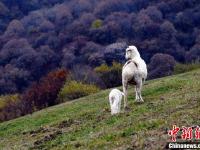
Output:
(0, 69), (200, 149)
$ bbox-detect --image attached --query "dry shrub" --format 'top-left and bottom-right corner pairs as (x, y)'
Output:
(58, 80), (99, 102)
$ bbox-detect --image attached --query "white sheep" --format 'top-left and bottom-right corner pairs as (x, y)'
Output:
(109, 89), (124, 115)
(122, 45), (147, 109)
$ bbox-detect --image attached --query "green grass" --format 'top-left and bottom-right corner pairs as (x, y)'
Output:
(0, 69), (200, 150)
(173, 62), (200, 74)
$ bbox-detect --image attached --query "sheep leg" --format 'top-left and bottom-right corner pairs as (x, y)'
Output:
(122, 81), (128, 109)
(118, 97), (121, 113)
(136, 79), (144, 102)
(135, 87), (140, 102)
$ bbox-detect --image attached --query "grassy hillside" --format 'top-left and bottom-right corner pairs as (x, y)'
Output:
(0, 69), (200, 150)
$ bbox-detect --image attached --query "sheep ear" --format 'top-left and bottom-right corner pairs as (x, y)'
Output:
(121, 92), (125, 96)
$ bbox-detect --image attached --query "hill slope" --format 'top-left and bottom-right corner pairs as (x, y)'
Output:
(0, 69), (200, 150)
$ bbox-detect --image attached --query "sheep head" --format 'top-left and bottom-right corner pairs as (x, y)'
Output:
(125, 45), (141, 60)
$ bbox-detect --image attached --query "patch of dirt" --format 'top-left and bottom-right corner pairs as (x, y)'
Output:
(74, 142), (82, 148)
(127, 130), (169, 150)
(134, 101), (144, 105)
(29, 119), (83, 149)
(22, 126), (50, 135)
(103, 107), (110, 113)
(160, 96), (165, 101)
(124, 106), (132, 111)
(57, 119), (74, 128)
(33, 130), (62, 146)
(96, 115), (106, 122)
(26, 119), (81, 149)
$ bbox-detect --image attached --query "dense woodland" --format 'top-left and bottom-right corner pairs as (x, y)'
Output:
(0, 0), (200, 94)
(1, 0), (200, 122)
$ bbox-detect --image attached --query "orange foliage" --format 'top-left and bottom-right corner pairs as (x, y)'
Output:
(22, 68), (68, 112)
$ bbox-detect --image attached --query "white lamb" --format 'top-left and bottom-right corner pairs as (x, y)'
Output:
(122, 45), (147, 109)
(109, 89), (124, 115)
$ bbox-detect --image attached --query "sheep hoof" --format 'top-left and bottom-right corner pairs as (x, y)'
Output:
(135, 99), (144, 103)
(135, 99), (140, 102)
(140, 99), (144, 102)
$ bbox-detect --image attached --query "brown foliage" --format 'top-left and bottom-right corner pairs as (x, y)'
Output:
(0, 69), (68, 122)
(22, 68), (68, 111)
